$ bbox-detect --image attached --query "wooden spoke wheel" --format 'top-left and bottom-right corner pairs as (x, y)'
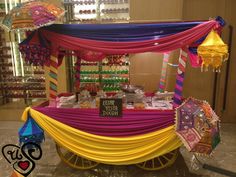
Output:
(136, 149), (179, 171)
(56, 143), (99, 170)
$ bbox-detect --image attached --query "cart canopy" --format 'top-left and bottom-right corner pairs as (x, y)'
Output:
(19, 16), (225, 66)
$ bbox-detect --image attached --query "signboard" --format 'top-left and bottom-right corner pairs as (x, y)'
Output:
(99, 98), (123, 117)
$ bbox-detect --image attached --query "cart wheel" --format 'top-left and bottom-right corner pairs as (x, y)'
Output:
(136, 149), (179, 171)
(56, 143), (99, 170)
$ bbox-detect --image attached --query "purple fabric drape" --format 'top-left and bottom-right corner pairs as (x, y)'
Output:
(34, 107), (175, 137)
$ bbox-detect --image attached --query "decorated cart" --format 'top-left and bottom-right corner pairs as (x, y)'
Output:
(18, 16), (227, 171)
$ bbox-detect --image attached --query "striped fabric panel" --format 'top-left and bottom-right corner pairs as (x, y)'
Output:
(159, 52), (170, 93)
(49, 55), (58, 99)
(49, 71), (58, 80)
(173, 48), (188, 107)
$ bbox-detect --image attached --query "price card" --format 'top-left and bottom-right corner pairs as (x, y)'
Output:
(99, 98), (122, 117)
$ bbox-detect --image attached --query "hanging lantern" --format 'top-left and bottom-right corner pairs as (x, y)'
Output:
(18, 114), (44, 147)
(197, 30), (228, 72)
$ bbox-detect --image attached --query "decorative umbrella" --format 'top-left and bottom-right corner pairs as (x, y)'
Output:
(18, 114), (44, 147)
(175, 97), (220, 155)
(1, 1), (65, 31)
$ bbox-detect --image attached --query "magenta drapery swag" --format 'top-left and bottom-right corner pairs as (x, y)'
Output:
(34, 107), (175, 137)
(40, 20), (219, 55)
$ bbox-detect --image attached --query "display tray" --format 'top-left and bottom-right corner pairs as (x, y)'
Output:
(37, 100), (173, 111)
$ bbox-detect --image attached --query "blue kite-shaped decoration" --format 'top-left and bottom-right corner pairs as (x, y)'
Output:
(18, 114), (44, 147)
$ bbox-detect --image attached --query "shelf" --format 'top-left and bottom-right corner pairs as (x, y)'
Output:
(26, 97), (47, 99)
(24, 73), (45, 76)
(64, 0), (96, 5)
(101, 81), (128, 83)
(0, 82), (22, 83)
(81, 64), (98, 66)
(25, 82), (45, 84)
(0, 81), (45, 84)
(101, 64), (129, 66)
(2, 88), (25, 90)
(26, 88), (45, 91)
(0, 47), (11, 50)
(0, 55), (12, 58)
(80, 72), (100, 74)
(100, 2), (129, 5)
(1, 87), (45, 90)
(0, 81), (43, 83)
(80, 73), (129, 75)
(101, 72), (129, 75)
(80, 81), (99, 83)
(101, 10), (129, 14)
(0, 72), (13, 75)
(25, 80), (45, 82)
(0, 63), (12, 66)
(6, 95), (25, 98)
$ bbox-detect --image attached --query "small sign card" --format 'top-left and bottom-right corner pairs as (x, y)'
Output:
(99, 98), (123, 117)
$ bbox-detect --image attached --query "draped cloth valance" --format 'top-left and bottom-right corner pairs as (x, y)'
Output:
(22, 107), (182, 165)
(19, 17), (225, 65)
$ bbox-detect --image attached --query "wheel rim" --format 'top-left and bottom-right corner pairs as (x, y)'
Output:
(136, 149), (179, 171)
(56, 143), (99, 170)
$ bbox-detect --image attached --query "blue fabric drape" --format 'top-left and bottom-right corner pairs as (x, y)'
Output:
(41, 21), (205, 41)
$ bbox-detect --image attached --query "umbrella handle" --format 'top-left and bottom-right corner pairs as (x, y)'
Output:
(193, 154), (236, 176)
(203, 164), (236, 177)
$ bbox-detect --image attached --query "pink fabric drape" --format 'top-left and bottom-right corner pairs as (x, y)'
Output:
(41, 20), (219, 55)
(34, 107), (175, 137)
(187, 50), (202, 67)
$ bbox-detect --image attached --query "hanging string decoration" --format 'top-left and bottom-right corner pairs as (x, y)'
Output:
(75, 57), (81, 90)
(159, 52), (170, 93)
(197, 30), (228, 72)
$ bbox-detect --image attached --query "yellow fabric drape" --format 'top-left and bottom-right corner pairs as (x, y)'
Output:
(22, 108), (182, 165)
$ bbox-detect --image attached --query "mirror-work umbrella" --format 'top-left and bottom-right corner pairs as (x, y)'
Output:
(1, 1), (65, 31)
(176, 98), (220, 155)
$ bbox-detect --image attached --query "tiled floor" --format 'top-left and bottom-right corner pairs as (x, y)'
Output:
(0, 100), (46, 121)
(0, 121), (236, 177)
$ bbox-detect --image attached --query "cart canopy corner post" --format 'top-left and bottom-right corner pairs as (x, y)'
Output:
(49, 55), (59, 101)
(48, 49), (66, 102)
(173, 48), (188, 107)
